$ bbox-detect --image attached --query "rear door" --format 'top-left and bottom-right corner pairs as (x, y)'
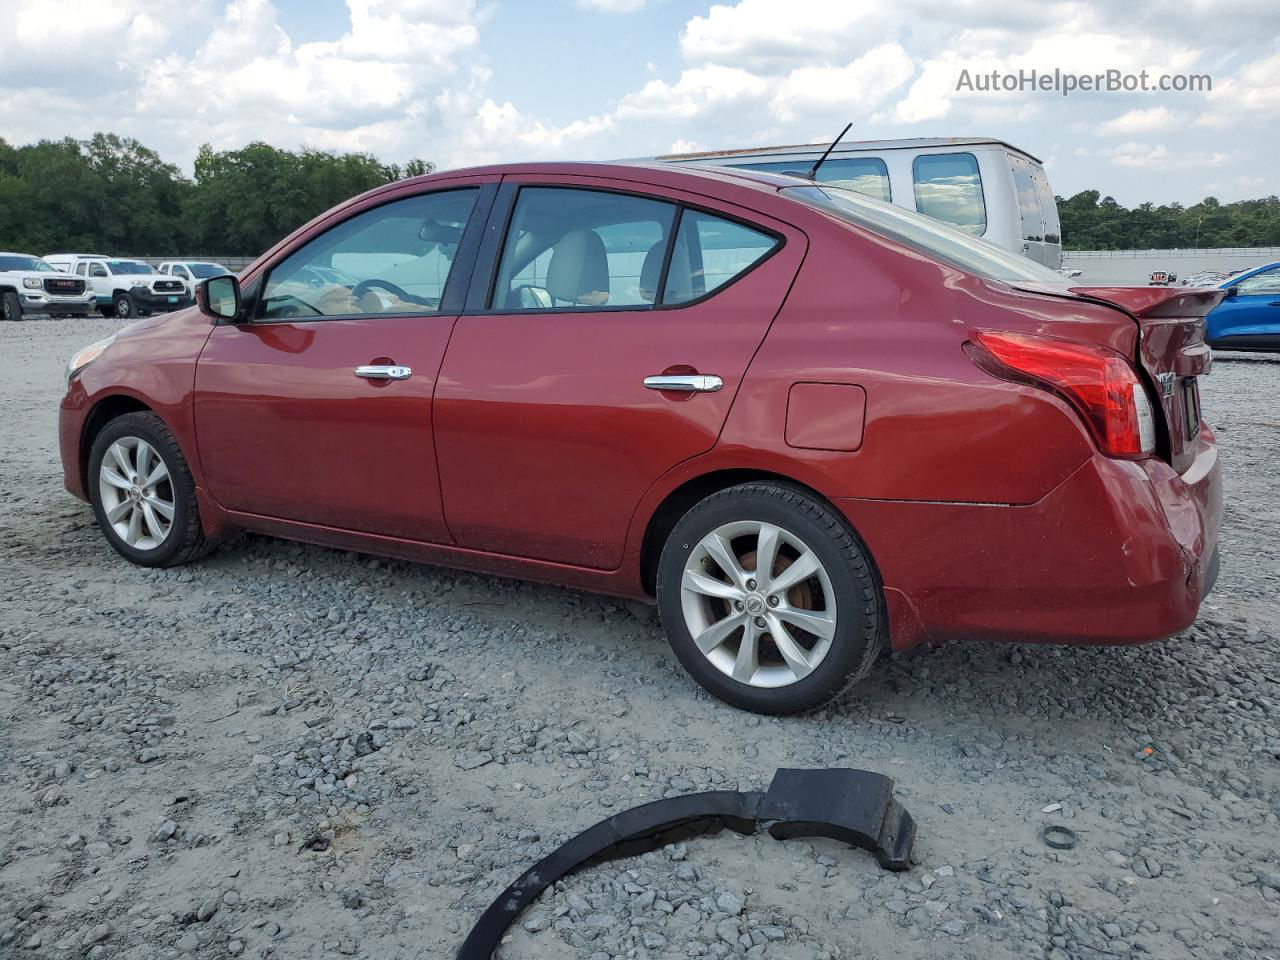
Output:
(434, 177), (806, 569)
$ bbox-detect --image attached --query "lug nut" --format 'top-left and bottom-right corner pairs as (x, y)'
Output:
(746, 578), (757, 590)
(754, 616), (766, 628)
(767, 595), (779, 607)
(734, 600), (744, 611)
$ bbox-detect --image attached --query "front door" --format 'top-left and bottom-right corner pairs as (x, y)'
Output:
(434, 179), (805, 569)
(194, 183), (490, 542)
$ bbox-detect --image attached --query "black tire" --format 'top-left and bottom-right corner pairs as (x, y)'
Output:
(656, 482), (885, 714)
(2, 290), (22, 322)
(113, 293), (135, 318)
(88, 412), (212, 567)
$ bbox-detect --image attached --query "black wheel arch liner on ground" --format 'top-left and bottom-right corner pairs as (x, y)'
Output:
(456, 767), (916, 959)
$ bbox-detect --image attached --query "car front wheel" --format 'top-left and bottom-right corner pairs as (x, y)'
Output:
(656, 482), (885, 714)
(113, 293), (135, 318)
(88, 412), (212, 567)
(2, 290), (22, 322)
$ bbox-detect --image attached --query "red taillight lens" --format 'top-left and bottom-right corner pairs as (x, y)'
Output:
(967, 330), (1156, 459)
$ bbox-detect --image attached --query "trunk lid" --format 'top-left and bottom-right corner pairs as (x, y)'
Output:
(1066, 286), (1221, 474)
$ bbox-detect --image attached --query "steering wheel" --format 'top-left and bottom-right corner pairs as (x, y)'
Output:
(350, 278), (436, 308)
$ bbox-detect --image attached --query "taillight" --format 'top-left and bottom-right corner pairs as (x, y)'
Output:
(966, 330), (1157, 459)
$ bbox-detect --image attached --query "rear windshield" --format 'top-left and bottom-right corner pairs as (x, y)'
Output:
(188, 263), (227, 278)
(786, 184), (1064, 284)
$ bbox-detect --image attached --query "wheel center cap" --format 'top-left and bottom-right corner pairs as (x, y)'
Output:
(745, 594), (765, 615)
(128, 486), (141, 501)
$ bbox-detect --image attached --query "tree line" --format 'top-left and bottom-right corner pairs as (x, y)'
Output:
(1057, 190), (1280, 250)
(0, 133), (431, 257)
(2, 132), (1278, 255)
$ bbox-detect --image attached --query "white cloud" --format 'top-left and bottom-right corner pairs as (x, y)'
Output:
(769, 44), (915, 121)
(1108, 142), (1228, 169)
(1099, 106), (1183, 136)
(577, 0), (645, 11)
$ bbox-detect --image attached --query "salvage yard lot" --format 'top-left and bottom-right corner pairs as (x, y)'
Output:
(1, 317), (1278, 960)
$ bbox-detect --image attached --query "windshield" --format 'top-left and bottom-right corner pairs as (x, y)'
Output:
(188, 263), (228, 278)
(0, 255), (54, 272)
(786, 184), (1065, 284)
(107, 260), (155, 275)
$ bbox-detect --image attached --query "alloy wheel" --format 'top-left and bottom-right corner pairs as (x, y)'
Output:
(679, 520), (837, 688)
(98, 437), (175, 549)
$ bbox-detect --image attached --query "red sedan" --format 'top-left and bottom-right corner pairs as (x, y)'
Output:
(59, 163), (1222, 714)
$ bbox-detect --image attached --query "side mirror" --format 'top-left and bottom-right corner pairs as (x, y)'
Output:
(198, 275), (242, 322)
(1223, 285), (1239, 298)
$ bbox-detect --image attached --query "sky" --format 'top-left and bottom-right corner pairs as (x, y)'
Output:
(2, 0), (1277, 206)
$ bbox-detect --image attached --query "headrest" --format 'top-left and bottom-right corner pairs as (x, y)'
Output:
(547, 229), (609, 306)
(639, 241), (664, 302)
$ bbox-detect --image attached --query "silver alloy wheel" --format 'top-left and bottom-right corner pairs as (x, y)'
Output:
(679, 520), (837, 688)
(115, 297), (131, 317)
(98, 437), (175, 550)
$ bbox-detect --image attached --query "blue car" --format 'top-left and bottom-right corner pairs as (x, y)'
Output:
(1206, 261), (1280, 351)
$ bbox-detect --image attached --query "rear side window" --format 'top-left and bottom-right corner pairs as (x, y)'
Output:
(912, 153), (986, 236)
(1011, 161), (1043, 242)
(732, 157), (891, 202)
(492, 188), (676, 310)
(662, 212), (779, 305)
(1033, 169), (1062, 244)
(258, 188), (479, 320)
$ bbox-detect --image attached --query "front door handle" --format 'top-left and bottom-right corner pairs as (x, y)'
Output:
(355, 364), (413, 381)
(644, 374), (723, 393)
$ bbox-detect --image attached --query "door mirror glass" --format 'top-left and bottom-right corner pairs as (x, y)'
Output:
(202, 275), (242, 321)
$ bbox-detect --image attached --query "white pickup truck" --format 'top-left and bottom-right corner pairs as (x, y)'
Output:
(43, 254), (193, 318)
(0, 251), (97, 321)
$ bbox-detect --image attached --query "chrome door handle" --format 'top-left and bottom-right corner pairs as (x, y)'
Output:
(354, 364), (412, 381)
(644, 374), (723, 393)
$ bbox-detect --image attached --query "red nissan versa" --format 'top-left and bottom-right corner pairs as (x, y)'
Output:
(58, 163), (1222, 714)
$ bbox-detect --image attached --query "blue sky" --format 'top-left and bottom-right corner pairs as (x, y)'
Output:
(2, 0), (1278, 205)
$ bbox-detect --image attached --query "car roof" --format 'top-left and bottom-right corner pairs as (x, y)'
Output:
(647, 136), (1044, 165)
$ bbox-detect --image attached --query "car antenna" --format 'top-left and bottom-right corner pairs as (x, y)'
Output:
(803, 122), (853, 181)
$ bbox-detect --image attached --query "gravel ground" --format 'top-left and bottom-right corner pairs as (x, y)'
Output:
(2, 317), (1278, 960)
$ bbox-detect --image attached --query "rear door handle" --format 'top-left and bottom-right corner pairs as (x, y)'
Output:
(644, 374), (723, 393)
(355, 364), (413, 381)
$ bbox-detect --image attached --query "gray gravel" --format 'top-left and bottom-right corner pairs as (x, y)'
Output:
(2, 317), (1278, 960)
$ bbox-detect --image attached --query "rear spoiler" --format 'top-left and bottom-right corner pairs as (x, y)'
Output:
(1066, 286), (1224, 319)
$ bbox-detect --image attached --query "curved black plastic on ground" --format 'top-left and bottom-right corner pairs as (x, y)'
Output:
(456, 767), (915, 959)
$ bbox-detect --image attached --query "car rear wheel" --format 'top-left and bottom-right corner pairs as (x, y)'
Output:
(2, 290), (22, 321)
(113, 293), (135, 318)
(656, 482), (885, 714)
(88, 412), (212, 567)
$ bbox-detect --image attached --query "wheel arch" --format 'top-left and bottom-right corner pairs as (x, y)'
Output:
(638, 467), (867, 597)
(80, 395), (155, 493)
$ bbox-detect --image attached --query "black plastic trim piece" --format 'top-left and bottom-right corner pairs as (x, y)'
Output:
(455, 768), (915, 959)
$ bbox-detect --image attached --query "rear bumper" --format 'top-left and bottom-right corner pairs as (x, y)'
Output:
(837, 425), (1222, 650)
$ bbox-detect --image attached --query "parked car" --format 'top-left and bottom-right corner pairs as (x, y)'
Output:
(1205, 261), (1280, 351)
(0, 252), (96, 321)
(1149, 270), (1178, 286)
(44, 254), (192, 318)
(158, 260), (233, 286)
(644, 137), (1064, 269)
(58, 162), (1221, 714)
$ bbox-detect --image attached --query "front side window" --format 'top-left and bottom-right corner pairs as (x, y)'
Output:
(913, 153), (986, 236)
(662, 212), (779, 305)
(492, 188), (676, 310)
(89, 263), (108, 278)
(733, 157), (891, 203)
(258, 188), (479, 320)
(1235, 265), (1280, 295)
